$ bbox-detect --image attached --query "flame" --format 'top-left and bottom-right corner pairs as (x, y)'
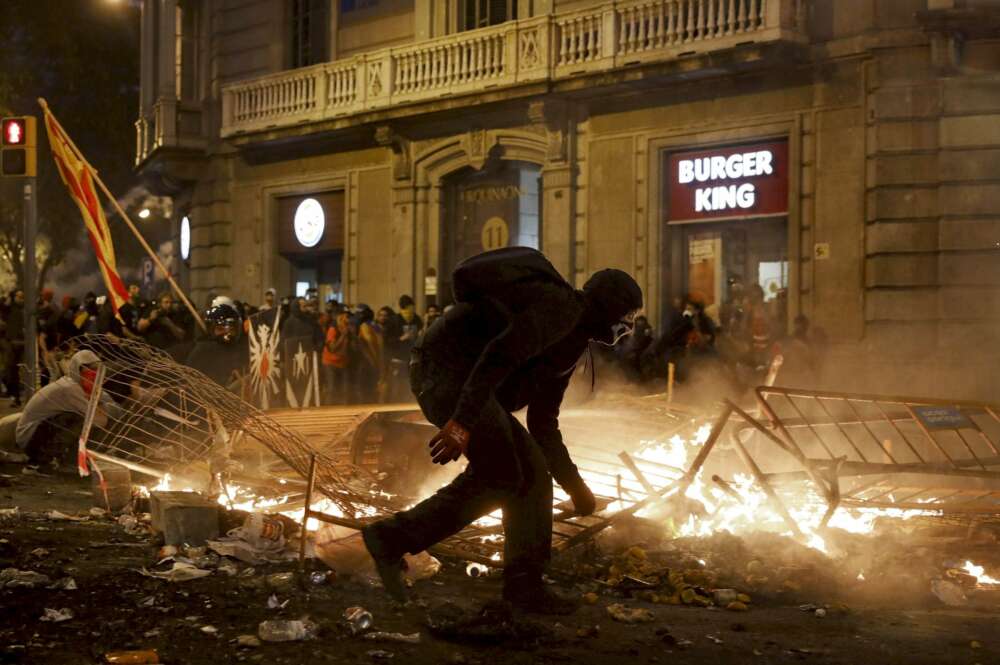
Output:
(963, 561), (1000, 586)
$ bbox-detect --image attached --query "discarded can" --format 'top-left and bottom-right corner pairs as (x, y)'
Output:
(258, 618), (317, 642)
(104, 650), (160, 664)
(343, 606), (373, 635)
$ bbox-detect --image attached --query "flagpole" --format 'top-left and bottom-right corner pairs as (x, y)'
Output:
(38, 98), (206, 334)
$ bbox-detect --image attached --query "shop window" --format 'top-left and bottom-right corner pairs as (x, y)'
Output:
(462, 0), (517, 31)
(290, 0), (328, 68)
(678, 219), (788, 332)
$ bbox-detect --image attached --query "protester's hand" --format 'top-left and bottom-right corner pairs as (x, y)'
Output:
(560, 471), (597, 516)
(428, 420), (471, 465)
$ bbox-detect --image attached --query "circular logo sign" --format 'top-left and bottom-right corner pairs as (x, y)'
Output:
(481, 217), (509, 251)
(179, 215), (191, 261)
(294, 198), (325, 248)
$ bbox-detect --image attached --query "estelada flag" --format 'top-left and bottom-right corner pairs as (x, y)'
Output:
(42, 109), (130, 314)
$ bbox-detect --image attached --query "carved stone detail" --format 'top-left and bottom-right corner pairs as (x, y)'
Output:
(519, 29), (541, 69)
(374, 125), (411, 181)
(527, 99), (570, 164)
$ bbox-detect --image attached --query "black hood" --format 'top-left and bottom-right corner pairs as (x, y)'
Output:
(581, 269), (643, 343)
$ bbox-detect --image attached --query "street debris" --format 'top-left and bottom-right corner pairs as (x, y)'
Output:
(1, 568), (52, 589)
(343, 606), (374, 635)
(606, 603), (655, 624)
(425, 601), (551, 646)
(39, 608), (74, 623)
(257, 618), (318, 642)
(138, 562), (212, 583)
(931, 579), (968, 607)
(46, 510), (88, 522)
(103, 650), (160, 664)
(267, 594), (289, 609)
(363, 632), (422, 644)
(234, 635), (261, 648)
(49, 577), (78, 591)
(0, 507), (19, 523)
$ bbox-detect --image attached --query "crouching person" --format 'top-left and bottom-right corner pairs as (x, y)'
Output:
(362, 247), (642, 614)
(15, 350), (121, 468)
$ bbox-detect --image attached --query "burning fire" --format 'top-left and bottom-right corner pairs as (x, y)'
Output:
(963, 561), (1000, 587)
(582, 419), (941, 555)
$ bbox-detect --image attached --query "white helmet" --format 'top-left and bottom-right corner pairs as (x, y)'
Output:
(211, 295), (236, 309)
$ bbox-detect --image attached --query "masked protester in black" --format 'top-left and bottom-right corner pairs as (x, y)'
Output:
(184, 303), (248, 390)
(362, 248), (642, 614)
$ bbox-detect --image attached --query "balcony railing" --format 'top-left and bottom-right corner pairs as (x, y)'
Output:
(221, 0), (804, 138)
(135, 99), (206, 167)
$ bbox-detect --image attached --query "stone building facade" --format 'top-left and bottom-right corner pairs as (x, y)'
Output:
(135, 0), (1000, 400)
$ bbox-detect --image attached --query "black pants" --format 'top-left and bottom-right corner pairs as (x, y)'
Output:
(368, 352), (553, 583)
(24, 412), (83, 467)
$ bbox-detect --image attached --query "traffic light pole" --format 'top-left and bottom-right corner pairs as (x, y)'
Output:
(23, 178), (37, 398)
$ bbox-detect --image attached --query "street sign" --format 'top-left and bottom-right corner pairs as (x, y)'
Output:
(141, 257), (155, 288)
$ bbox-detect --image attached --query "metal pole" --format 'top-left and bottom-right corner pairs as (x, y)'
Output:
(23, 178), (37, 398)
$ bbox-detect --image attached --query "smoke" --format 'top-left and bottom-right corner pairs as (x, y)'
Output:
(48, 245), (101, 296)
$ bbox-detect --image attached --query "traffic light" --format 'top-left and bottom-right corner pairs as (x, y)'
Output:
(1, 116), (37, 177)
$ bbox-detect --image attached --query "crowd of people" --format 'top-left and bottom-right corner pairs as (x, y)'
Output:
(0, 275), (825, 410)
(0, 283), (445, 408)
(598, 280), (826, 394)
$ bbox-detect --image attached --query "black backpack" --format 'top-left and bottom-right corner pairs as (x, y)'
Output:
(451, 247), (570, 307)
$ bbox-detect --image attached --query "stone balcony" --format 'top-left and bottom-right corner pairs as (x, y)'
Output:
(135, 98), (206, 168)
(220, 0), (805, 139)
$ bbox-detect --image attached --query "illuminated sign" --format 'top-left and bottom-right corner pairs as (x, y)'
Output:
(179, 216), (191, 261)
(293, 198), (325, 248)
(668, 140), (788, 223)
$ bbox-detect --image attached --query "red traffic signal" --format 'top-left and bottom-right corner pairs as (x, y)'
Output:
(2, 118), (27, 146)
(1, 116), (36, 177)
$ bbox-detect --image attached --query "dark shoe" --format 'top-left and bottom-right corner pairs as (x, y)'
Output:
(503, 580), (580, 615)
(361, 522), (407, 602)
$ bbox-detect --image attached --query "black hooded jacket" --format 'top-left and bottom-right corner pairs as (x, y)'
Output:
(419, 251), (596, 485)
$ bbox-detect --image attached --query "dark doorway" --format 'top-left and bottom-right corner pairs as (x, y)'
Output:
(440, 160), (541, 304)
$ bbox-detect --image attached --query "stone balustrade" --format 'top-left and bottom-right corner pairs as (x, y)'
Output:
(212, 0), (803, 138)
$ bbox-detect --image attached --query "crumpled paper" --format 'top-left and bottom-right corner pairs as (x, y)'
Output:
(606, 603), (655, 624)
(138, 561), (212, 582)
(40, 607), (74, 623)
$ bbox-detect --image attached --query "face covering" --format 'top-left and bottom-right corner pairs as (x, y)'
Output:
(80, 367), (98, 396)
